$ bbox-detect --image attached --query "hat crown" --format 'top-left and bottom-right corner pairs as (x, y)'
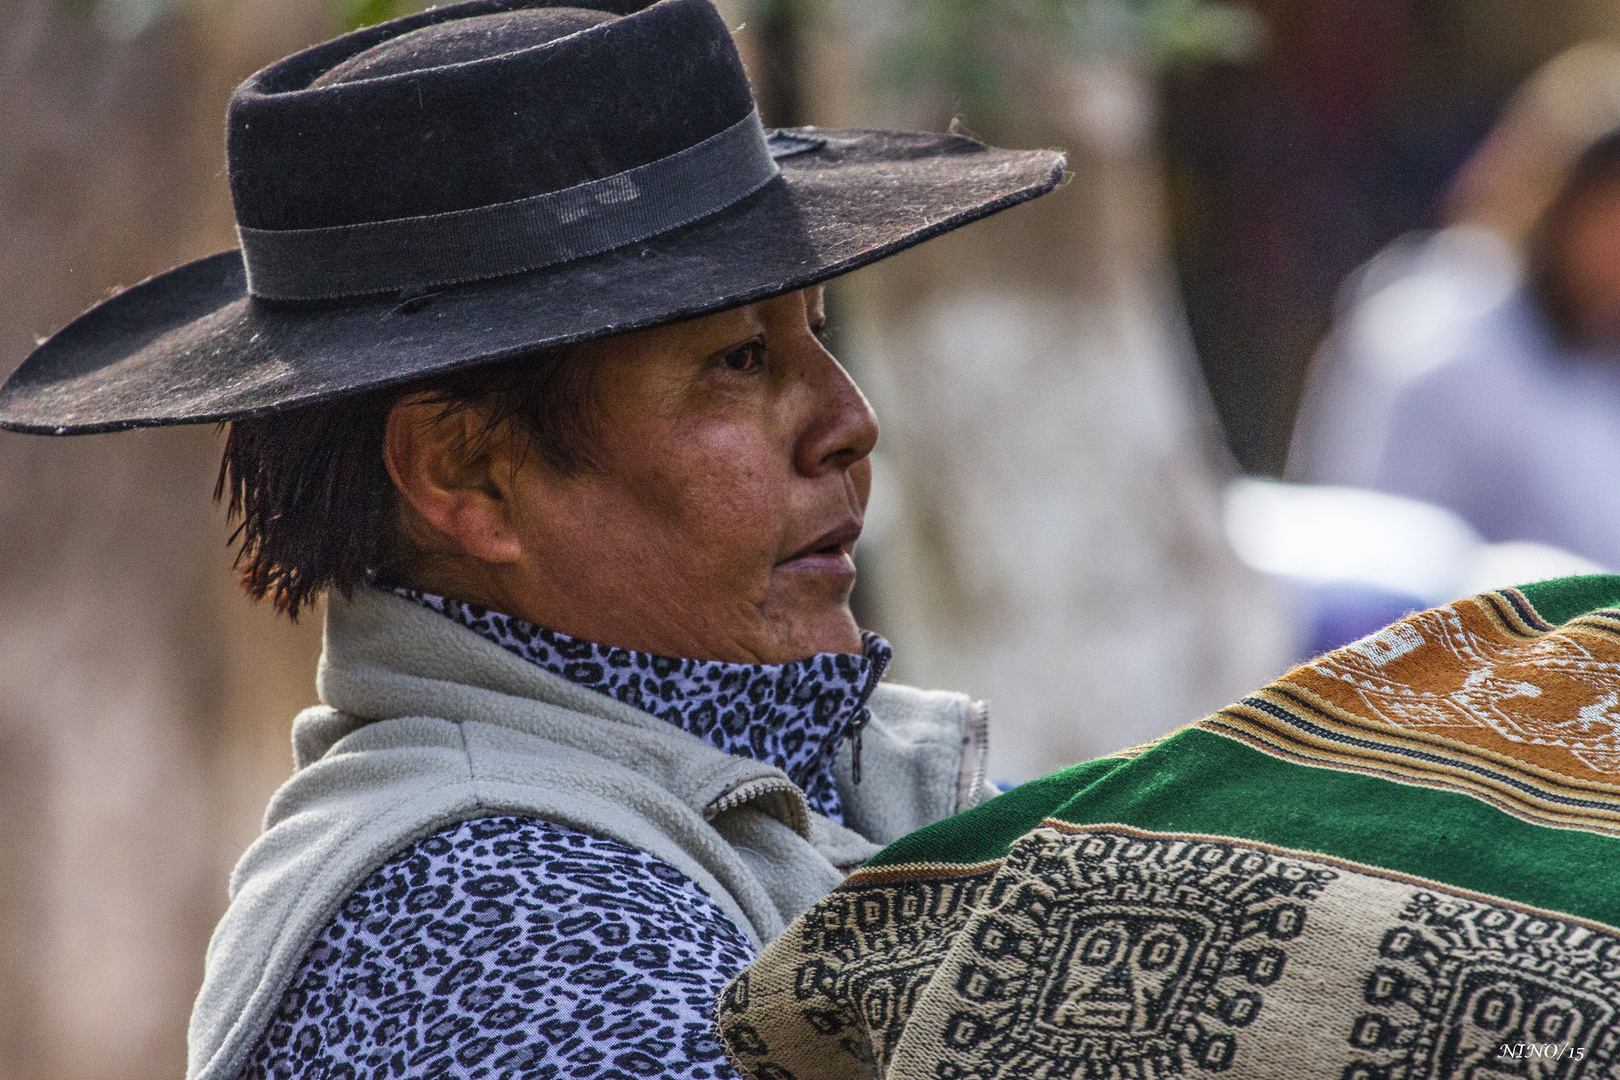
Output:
(227, 0), (755, 232)
(311, 8), (617, 86)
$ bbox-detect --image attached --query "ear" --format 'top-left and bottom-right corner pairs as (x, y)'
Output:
(383, 395), (527, 565)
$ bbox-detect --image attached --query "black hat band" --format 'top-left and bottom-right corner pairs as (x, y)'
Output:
(237, 108), (780, 301)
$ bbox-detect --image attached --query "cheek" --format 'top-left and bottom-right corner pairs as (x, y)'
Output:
(622, 418), (790, 573)
(850, 457), (873, 513)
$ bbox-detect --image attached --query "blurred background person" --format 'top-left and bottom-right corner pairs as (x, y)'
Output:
(1370, 127), (1620, 568)
(1288, 42), (1620, 491)
(1290, 42), (1620, 570)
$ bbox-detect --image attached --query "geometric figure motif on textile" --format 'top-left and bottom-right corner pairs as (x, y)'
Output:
(1347, 893), (1620, 1080)
(790, 870), (996, 1072)
(718, 824), (1620, 1080)
(922, 829), (1329, 1078)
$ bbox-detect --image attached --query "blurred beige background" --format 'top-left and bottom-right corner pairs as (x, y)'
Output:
(5, 0), (1620, 1076)
(1, 4), (330, 1074)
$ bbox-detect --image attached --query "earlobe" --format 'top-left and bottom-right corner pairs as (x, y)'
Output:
(383, 397), (527, 566)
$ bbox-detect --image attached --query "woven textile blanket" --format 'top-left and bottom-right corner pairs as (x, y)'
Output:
(717, 576), (1620, 1080)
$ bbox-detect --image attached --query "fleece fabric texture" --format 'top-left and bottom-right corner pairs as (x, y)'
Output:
(719, 576), (1620, 1080)
(186, 588), (988, 1080)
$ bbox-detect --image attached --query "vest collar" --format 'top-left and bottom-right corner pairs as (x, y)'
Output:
(309, 587), (826, 838)
(390, 587), (891, 823)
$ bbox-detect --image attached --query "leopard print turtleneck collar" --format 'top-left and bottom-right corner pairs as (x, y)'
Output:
(394, 589), (891, 824)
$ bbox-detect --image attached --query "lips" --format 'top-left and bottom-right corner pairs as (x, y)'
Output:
(778, 520), (862, 566)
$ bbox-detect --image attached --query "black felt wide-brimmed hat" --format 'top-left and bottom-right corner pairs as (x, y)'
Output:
(0, 0), (1064, 434)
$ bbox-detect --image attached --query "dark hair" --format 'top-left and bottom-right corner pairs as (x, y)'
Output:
(1529, 126), (1620, 344)
(216, 346), (599, 619)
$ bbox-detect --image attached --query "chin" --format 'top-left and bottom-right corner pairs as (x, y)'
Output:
(757, 566), (864, 657)
(760, 606), (863, 661)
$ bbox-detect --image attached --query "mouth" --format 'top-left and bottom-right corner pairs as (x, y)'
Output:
(776, 520), (862, 572)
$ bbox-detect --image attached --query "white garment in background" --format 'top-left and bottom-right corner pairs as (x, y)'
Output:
(1373, 292), (1620, 570)
(1289, 225), (1522, 487)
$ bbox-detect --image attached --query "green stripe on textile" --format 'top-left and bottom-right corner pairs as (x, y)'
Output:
(1517, 573), (1620, 626)
(1048, 728), (1620, 927)
(863, 756), (1128, 869)
(859, 577), (1620, 897)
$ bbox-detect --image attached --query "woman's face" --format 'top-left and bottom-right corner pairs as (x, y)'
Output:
(1552, 179), (1620, 347)
(387, 286), (879, 664)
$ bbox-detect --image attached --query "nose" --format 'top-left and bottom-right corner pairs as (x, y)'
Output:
(791, 331), (880, 478)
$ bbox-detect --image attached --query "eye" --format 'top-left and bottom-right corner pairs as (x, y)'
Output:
(721, 339), (766, 373)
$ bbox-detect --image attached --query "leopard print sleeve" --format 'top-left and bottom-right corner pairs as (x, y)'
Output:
(240, 815), (754, 1080)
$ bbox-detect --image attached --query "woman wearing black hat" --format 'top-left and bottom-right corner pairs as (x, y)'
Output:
(0, 2), (1061, 1077)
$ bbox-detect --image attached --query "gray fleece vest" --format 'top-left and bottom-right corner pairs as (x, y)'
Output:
(187, 589), (991, 1080)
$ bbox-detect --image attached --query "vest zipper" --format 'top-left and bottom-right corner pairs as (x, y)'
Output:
(960, 699), (991, 809)
(846, 636), (892, 784)
(706, 776), (809, 836)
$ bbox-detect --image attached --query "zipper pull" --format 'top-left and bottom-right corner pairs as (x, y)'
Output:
(849, 706), (871, 784)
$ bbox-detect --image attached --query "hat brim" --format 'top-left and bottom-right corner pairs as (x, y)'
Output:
(0, 129), (1063, 434)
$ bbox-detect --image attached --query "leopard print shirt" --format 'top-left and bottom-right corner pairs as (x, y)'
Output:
(242, 595), (890, 1080)
(241, 816), (753, 1080)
